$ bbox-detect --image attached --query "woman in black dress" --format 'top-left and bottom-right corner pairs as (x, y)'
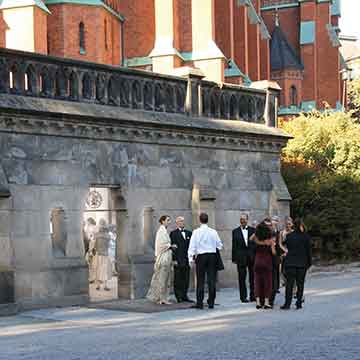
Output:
(281, 218), (312, 310)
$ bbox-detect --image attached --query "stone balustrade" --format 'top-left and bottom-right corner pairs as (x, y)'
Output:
(0, 48), (275, 125)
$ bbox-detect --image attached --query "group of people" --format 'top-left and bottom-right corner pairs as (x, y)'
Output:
(146, 212), (312, 311)
(83, 218), (116, 291)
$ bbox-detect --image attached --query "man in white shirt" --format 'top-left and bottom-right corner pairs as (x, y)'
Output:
(188, 213), (223, 309)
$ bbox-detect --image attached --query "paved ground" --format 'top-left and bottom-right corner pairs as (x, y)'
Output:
(1, 270), (360, 360)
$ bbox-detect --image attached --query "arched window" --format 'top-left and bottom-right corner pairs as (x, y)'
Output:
(79, 22), (86, 54)
(290, 85), (298, 106)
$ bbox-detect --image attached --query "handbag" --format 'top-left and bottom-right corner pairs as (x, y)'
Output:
(215, 249), (224, 271)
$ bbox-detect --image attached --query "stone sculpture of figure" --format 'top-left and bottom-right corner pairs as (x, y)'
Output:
(83, 217), (97, 283)
(94, 218), (112, 291)
(108, 224), (117, 276)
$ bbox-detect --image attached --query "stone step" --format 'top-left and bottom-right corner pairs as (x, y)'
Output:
(0, 303), (19, 317)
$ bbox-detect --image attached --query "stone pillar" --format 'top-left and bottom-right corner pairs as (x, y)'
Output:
(192, 185), (217, 227)
(251, 80), (281, 127)
(149, 0), (182, 75)
(143, 206), (155, 254)
(0, 0), (49, 54)
(108, 188), (132, 298)
(191, 0), (226, 83)
(191, 184), (201, 229)
(173, 67), (205, 116)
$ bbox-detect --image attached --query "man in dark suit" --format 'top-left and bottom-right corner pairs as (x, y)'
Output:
(170, 216), (193, 303)
(270, 216), (282, 306)
(232, 214), (256, 302)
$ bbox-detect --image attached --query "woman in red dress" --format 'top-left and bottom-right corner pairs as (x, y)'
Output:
(253, 221), (276, 309)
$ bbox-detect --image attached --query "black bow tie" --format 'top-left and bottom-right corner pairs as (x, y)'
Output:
(242, 226), (248, 230)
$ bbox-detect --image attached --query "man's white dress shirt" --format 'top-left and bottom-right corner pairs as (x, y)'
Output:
(188, 224), (223, 262)
(241, 226), (248, 246)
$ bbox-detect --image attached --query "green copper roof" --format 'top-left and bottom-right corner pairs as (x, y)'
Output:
(224, 59), (252, 85)
(236, 0), (270, 39)
(124, 56), (153, 68)
(44, 0), (124, 21)
(301, 100), (316, 112)
(0, 0), (51, 13)
(278, 105), (301, 116)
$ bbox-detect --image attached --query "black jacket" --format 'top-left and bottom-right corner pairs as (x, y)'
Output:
(170, 228), (192, 267)
(232, 226), (256, 266)
(284, 231), (312, 269)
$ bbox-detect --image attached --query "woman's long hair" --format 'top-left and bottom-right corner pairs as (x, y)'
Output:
(158, 215), (169, 224)
(294, 218), (306, 233)
(255, 222), (272, 241)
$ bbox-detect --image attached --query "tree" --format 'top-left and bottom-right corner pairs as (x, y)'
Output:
(348, 78), (360, 121)
(280, 110), (360, 260)
(281, 109), (360, 178)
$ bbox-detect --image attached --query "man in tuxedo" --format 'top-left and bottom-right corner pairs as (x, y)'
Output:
(170, 216), (193, 303)
(232, 214), (256, 302)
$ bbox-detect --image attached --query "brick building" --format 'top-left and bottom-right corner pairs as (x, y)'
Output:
(0, 0), (342, 114)
(261, 0), (342, 116)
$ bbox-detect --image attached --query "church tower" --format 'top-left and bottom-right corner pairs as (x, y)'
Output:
(261, 0), (342, 114)
(0, 0), (49, 54)
(270, 11), (304, 115)
(45, 0), (124, 65)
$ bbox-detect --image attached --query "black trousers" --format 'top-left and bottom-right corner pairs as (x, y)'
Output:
(237, 260), (255, 301)
(284, 267), (307, 307)
(174, 265), (190, 301)
(270, 262), (280, 305)
(196, 253), (217, 306)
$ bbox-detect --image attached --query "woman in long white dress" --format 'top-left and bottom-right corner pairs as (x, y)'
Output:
(146, 215), (177, 305)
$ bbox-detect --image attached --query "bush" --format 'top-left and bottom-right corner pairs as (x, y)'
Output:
(348, 78), (360, 121)
(280, 110), (360, 261)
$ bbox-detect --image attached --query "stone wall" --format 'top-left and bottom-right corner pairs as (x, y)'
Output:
(0, 95), (290, 306)
(0, 48), (290, 308)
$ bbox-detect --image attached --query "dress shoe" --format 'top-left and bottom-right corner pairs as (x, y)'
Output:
(264, 304), (272, 310)
(280, 305), (290, 310)
(296, 302), (302, 309)
(208, 305), (214, 309)
(241, 299), (249, 303)
(183, 298), (195, 303)
(256, 305), (262, 310)
(191, 304), (203, 310)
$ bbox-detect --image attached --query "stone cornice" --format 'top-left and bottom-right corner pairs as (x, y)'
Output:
(0, 96), (290, 154)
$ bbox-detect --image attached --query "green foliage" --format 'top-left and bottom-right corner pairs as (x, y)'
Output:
(348, 78), (360, 121)
(281, 110), (360, 178)
(280, 110), (360, 260)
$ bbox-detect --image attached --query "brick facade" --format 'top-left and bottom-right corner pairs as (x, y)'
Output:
(261, 0), (342, 113)
(0, 0), (342, 113)
(47, 4), (122, 65)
